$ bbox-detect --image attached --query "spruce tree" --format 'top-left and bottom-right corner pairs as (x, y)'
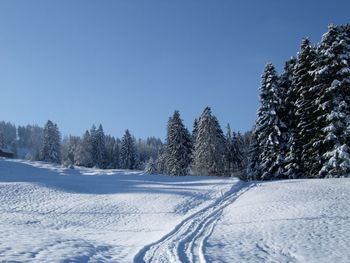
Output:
(224, 124), (234, 175)
(67, 136), (80, 166)
(254, 63), (287, 180)
(312, 24), (350, 178)
(291, 38), (318, 178)
(40, 120), (61, 164)
(104, 135), (116, 169)
(94, 124), (107, 168)
(89, 125), (98, 167)
(192, 107), (226, 175)
(156, 149), (168, 174)
(75, 130), (93, 167)
(224, 124), (244, 175)
(120, 129), (136, 169)
(278, 58), (299, 178)
(145, 157), (157, 174)
(164, 110), (192, 176)
(192, 118), (199, 143)
(231, 132), (244, 173)
(247, 130), (260, 180)
(112, 138), (120, 169)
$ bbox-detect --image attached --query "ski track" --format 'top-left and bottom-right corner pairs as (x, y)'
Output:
(134, 181), (255, 263)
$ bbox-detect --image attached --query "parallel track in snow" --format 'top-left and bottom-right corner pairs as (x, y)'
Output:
(134, 181), (255, 263)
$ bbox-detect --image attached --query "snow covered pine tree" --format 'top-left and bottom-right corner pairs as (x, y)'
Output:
(252, 63), (288, 180)
(40, 120), (61, 164)
(164, 110), (192, 176)
(120, 129), (137, 169)
(192, 107), (226, 176)
(312, 24), (350, 178)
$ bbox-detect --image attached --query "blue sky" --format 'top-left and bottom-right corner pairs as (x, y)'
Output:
(0, 1), (349, 139)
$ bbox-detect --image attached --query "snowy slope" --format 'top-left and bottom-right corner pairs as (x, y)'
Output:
(0, 158), (236, 262)
(1, 158), (349, 263)
(205, 179), (350, 263)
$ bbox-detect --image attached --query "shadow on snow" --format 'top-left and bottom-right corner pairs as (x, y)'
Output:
(0, 159), (234, 197)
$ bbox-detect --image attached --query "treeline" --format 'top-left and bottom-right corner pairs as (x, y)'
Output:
(0, 120), (163, 170)
(248, 24), (350, 180)
(0, 112), (251, 176)
(148, 107), (251, 176)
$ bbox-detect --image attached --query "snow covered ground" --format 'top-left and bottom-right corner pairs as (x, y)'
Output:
(0, 158), (236, 262)
(0, 158), (349, 263)
(206, 179), (350, 263)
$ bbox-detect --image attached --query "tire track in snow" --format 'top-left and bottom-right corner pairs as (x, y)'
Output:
(134, 181), (255, 263)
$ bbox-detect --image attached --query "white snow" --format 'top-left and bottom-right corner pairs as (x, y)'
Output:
(205, 179), (350, 263)
(0, 158), (235, 262)
(0, 158), (349, 262)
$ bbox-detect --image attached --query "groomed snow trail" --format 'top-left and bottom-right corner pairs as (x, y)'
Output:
(134, 181), (255, 263)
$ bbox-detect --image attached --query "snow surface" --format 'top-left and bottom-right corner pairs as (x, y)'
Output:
(206, 179), (350, 263)
(0, 158), (349, 262)
(0, 158), (236, 262)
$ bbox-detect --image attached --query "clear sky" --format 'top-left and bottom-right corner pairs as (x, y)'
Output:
(0, 0), (349, 139)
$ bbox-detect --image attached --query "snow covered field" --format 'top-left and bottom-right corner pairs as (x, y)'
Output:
(206, 179), (350, 263)
(0, 158), (349, 262)
(0, 158), (236, 262)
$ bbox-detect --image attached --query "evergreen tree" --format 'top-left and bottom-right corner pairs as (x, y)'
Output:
(247, 130), (260, 180)
(224, 125), (245, 176)
(312, 24), (350, 178)
(145, 157), (157, 174)
(192, 118), (199, 143)
(89, 125), (98, 166)
(75, 130), (93, 167)
(278, 57), (297, 128)
(40, 120), (61, 164)
(0, 131), (4, 149)
(254, 63), (287, 180)
(156, 149), (168, 174)
(65, 136), (80, 166)
(236, 131), (252, 175)
(278, 58), (298, 178)
(94, 124), (107, 168)
(231, 132), (244, 173)
(0, 121), (17, 155)
(120, 129), (136, 169)
(225, 124), (245, 175)
(192, 107), (226, 175)
(135, 137), (163, 169)
(224, 124), (234, 175)
(17, 124), (43, 160)
(164, 110), (192, 176)
(104, 135), (116, 168)
(290, 38), (318, 178)
(112, 138), (120, 169)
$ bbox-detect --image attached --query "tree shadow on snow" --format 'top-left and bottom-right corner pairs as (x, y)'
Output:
(0, 159), (235, 197)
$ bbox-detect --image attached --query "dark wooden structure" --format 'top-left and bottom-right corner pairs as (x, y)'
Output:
(0, 149), (14, 158)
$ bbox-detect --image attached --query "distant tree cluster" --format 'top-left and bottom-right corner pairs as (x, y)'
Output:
(248, 24), (350, 180)
(61, 125), (163, 170)
(0, 122), (44, 160)
(0, 120), (163, 170)
(154, 107), (250, 176)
